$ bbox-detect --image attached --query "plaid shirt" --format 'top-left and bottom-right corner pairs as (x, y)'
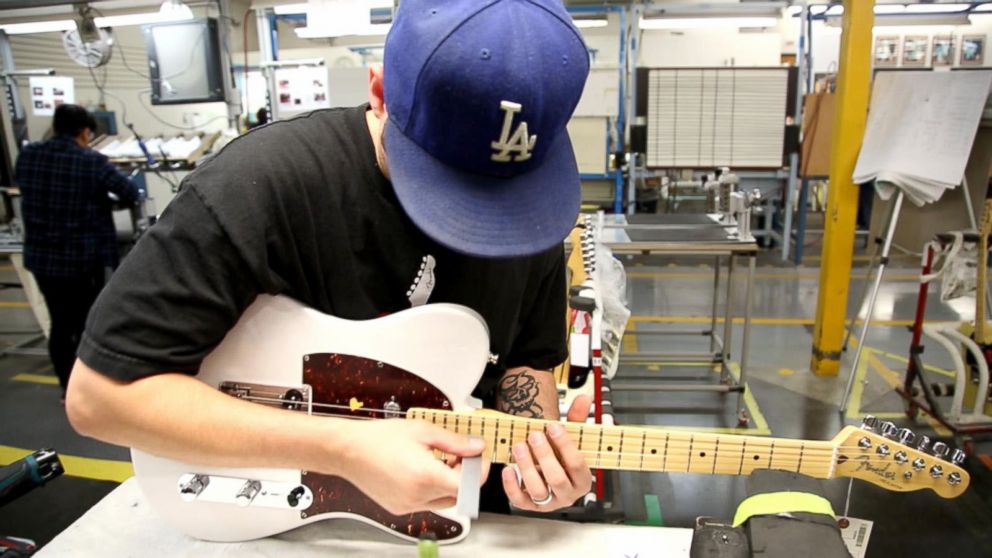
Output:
(15, 135), (140, 278)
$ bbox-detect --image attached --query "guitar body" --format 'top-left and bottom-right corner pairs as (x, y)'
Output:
(131, 294), (491, 543)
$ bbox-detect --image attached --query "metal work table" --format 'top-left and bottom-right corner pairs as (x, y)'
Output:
(36, 478), (693, 557)
(596, 213), (759, 424)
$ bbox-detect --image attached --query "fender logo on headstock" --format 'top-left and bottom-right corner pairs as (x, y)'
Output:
(854, 455), (897, 483)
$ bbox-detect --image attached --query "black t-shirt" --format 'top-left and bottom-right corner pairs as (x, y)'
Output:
(79, 105), (567, 405)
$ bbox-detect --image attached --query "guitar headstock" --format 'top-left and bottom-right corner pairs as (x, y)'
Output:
(831, 416), (969, 499)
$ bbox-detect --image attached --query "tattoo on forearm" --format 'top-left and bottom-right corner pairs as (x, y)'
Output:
(497, 371), (544, 418)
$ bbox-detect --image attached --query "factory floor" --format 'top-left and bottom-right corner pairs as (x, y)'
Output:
(1, 248), (991, 557)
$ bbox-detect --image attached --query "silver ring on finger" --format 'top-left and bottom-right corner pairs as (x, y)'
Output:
(529, 484), (554, 506)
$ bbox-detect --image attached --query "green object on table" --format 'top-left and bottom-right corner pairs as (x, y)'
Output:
(418, 533), (439, 558)
(625, 494), (664, 527)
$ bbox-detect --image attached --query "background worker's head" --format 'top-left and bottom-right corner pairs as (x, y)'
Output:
(53, 104), (97, 146)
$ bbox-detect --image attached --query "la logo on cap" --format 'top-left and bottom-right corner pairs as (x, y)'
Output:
(491, 101), (537, 163)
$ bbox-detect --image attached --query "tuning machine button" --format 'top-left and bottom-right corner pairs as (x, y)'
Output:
(916, 435), (931, 452)
(932, 441), (949, 460)
(857, 437), (872, 450)
(930, 464), (944, 479)
(896, 428), (915, 446)
(951, 449), (967, 466)
(861, 415), (878, 431)
(880, 422), (899, 439)
(948, 472), (962, 486)
(235, 480), (262, 507)
(894, 451), (908, 464)
(912, 458), (926, 471)
(875, 444), (891, 457)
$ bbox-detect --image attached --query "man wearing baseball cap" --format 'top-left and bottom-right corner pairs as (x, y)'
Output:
(68, 0), (592, 519)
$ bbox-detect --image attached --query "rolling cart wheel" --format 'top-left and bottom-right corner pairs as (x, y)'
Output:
(737, 410), (750, 427)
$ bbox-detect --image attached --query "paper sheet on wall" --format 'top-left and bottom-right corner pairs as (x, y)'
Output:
(274, 66), (331, 116)
(28, 76), (75, 117)
(853, 71), (992, 206)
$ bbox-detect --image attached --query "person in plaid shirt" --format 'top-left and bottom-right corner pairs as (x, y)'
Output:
(15, 104), (141, 400)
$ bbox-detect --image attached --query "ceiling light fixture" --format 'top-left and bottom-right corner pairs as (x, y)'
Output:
(0, 1), (193, 35)
(639, 17), (778, 30)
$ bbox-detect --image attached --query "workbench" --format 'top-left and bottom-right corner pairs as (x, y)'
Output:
(597, 213), (759, 425)
(35, 478), (693, 557)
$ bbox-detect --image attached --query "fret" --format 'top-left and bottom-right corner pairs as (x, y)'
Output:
(508, 420), (516, 462)
(639, 430), (647, 471)
(687, 436), (718, 474)
(770, 440), (802, 472)
(738, 439), (747, 475)
(617, 430), (625, 469)
(596, 427), (604, 468)
(767, 440), (775, 470)
(454, 415), (460, 434)
(796, 442), (804, 474)
(712, 438), (719, 475)
(714, 437), (744, 475)
(686, 435), (694, 473)
(662, 432), (669, 472)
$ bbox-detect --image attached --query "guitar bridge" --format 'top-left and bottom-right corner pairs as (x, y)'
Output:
(177, 473), (314, 511)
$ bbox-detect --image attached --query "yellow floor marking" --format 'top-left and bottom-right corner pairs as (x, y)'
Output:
(872, 349), (956, 379)
(0, 301), (30, 308)
(778, 368), (796, 376)
(622, 321), (639, 355)
(12, 373), (58, 385)
(862, 351), (952, 437)
(626, 270), (920, 282)
(0, 265), (12, 271)
(0, 445), (132, 483)
(645, 365), (660, 371)
(844, 347), (871, 422)
(628, 315), (940, 328)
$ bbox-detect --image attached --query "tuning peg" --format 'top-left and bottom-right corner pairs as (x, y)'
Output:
(880, 421), (899, 439)
(896, 428), (915, 446)
(951, 449), (967, 466)
(932, 441), (949, 460)
(916, 435), (931, 452)
(861, 415), (878, 431)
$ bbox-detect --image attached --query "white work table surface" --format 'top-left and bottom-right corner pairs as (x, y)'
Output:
(38, 478), (693, 557)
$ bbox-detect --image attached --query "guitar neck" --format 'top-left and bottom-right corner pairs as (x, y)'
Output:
(409, 408), (836, 479)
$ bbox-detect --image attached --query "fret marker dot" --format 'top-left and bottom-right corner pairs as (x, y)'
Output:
(607, 446), (613, 452)
(699, 452), (706, 458)
(500, 438), (507, 444)
(753, 455), (760, 461)
(651, 449), (657, 454)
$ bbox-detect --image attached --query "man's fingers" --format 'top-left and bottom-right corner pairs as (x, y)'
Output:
(547, 422), (592, 491)
(567, 394), (593, 423)
(512, 440), (551, 501)
(424, 425), (485, 457)
(527, 430), (572, 495)
(425, 496), (457, 510)
(501, 467), (535, 511)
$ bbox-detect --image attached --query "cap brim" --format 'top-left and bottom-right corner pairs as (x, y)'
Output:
(385, 120), (581, 258)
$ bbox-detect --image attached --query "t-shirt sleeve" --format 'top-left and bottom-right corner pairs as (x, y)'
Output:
(78, 183), (261, 381)
(504, 248), (568, 371)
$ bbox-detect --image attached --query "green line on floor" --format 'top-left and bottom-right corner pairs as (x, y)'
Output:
(0, 445), (133, 483)
(626, 494), (664, 527)
(12, 373), (58, 385)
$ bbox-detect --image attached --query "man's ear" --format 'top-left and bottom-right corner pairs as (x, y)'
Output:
(368, 63), (386, 119)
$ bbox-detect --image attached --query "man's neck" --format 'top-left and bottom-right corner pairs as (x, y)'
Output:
(365, 108), (390, 180)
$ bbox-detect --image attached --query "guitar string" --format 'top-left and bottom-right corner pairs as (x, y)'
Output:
(229, 396), (953, 462)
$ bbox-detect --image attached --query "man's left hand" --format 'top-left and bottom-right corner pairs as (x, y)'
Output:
(500, 394), (593, 511)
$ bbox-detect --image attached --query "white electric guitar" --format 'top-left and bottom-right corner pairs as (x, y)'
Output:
(132, 295), (971, 544)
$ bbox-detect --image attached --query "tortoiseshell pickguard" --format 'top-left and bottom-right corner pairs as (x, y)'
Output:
(300, 353), (463, 541)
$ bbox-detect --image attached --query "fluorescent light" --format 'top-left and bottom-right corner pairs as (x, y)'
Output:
(0, 19), (75, 34)
(639, 17), (778, 30)
(874, 5), (906, 15)
(905, 3), (969, 13)
(809, 5), (828, 16)
(825, 5), (844, 16)
(295, 23), (391, 38)
(0, 2), (192, 35)
(573, 18), (608, 29)
(974, 3), (992, 11)
(274, 3), (308, 15)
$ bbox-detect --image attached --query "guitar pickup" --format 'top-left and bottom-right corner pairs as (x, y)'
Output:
(176, 473), (314, 511)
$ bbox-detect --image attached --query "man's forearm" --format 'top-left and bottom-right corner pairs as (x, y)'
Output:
(495, 367), (560, 420)
(66, 359), (359, 476)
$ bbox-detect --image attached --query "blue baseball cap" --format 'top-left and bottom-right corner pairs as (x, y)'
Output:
(383, 0), (589, 258)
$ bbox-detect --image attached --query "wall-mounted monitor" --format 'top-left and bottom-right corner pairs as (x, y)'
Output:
(143, 18), (225, 105)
